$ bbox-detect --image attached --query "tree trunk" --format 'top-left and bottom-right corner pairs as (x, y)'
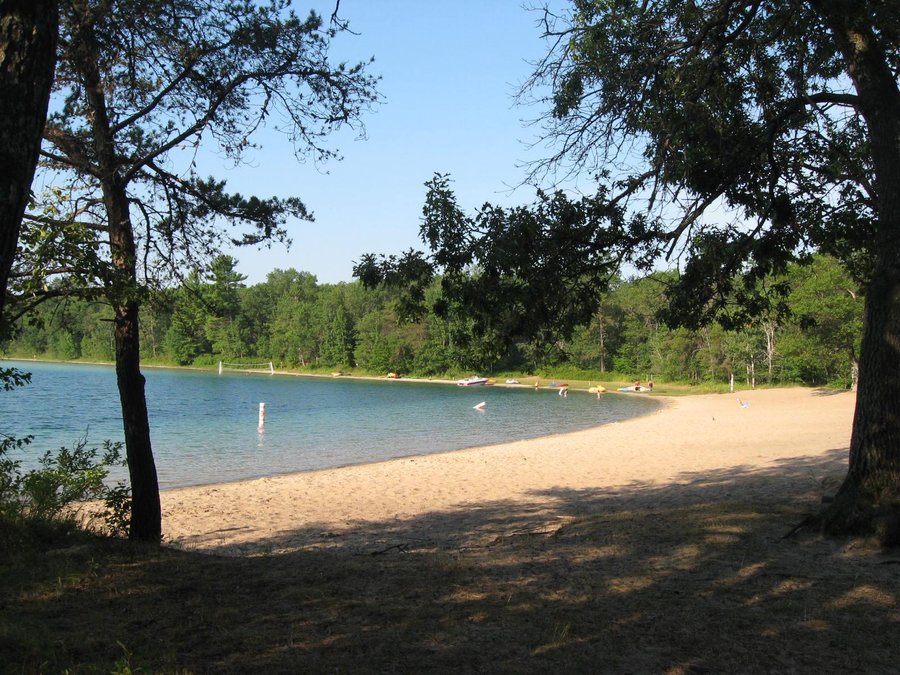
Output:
(763, 320), (776, 384)
(821, 240), (900, 543)
(114, 299), (161, 541)
(105, 177), (160, 542)
(812, 0), (900, 543)
(598, 313), (606, 373)
(0, 0), (57, 327)
(69, 4), (161, 541)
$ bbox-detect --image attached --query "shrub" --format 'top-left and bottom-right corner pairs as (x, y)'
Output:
(0, 433), (132, 541)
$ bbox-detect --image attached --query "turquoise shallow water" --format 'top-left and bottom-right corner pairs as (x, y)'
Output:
(1, 360), (659, 489)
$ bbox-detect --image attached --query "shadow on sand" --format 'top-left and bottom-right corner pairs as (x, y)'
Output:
(6, 447), (899, 673)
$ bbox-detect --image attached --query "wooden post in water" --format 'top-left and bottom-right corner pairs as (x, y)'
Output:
(258, 402), (266, 432)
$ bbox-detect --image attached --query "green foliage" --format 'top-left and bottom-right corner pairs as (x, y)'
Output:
(0, 362), (130, 539)
(777, 267), (860, 387)
(355, 174), (628, 357)
(101, 479), (133, 540)
(0, 434), (31, 515)
(164, 312), (206, 366)
(0, 434), (131, 539)
(320, 306), (356, 368)
(1, 367), (31, 391)
(8, 0), (381, 542)
(353, 308), (413, 374)
(2, 253), (865, 387)
(21, 442), (110, 521)
(15, 1), (381, 307)
(349, 3), (893, 422)
(47, 330), (78, 360)
(534, 1), (883, 301)
(79, 321), (114, 362)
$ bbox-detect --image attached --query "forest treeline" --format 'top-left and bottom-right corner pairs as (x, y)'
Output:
(3, 253), (861, 387)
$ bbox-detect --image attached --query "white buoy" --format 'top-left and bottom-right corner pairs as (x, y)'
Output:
(258, 402), (266, 431)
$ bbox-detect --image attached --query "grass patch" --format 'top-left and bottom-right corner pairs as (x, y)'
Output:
(3, 483), (898, 673)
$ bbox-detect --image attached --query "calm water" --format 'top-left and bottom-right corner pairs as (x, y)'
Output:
(1, 360), (659, 489)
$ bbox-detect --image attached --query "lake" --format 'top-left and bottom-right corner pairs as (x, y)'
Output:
(0, 360), (659, 489)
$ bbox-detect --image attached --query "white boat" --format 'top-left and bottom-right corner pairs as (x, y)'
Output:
(617, 385), (652, 392)
(457, 375), (489, 386)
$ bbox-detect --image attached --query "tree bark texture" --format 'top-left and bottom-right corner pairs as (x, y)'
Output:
(105, 174), (161, 543)
(103, 175), (161, 541)
(0, 0), (57, 327)
(114, 297), (161, 542)
(812, 0), (900, 542)
(824, 235), (900, 542)
(68, 2), (161, 541)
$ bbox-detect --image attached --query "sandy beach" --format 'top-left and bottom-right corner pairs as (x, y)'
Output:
(161, 387), (856, 555)
(24, 385), (900, 673)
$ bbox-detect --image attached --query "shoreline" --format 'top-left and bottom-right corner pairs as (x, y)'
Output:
(7, 357), (664, 492)
(152, 393), (665, 494)
(160, 387), (856, 556)
(0, 355), (663, 392)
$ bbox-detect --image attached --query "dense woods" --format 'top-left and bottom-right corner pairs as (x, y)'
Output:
(3, 252), (862, 388)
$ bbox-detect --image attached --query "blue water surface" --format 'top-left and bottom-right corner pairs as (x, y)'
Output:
(1, 360), (659, 489)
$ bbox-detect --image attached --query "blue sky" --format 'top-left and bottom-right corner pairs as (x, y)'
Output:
(212, 1), (570, 285)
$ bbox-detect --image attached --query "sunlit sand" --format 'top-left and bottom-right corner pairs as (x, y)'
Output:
(161, 387), (855, 555)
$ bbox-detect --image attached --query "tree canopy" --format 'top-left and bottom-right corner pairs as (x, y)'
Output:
(525, 0), (888, 317)
(357, 1), (900, 542)
(4, 252), (865, 389)
(11, 0), (380, 541)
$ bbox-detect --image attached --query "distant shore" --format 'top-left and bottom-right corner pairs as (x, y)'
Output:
(2, 355), (566, 387)
(160, 387), (855, 556)
(4, 355), (672, 395)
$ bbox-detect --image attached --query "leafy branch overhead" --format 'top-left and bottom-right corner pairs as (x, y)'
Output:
(355, 173), (663, 352)
(527, 1), (884, 295)
(357, 1), (900, 542)
(21, 0), (380, 296)
(358, 2), (889, 343)
(12, 0), (381, 542)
